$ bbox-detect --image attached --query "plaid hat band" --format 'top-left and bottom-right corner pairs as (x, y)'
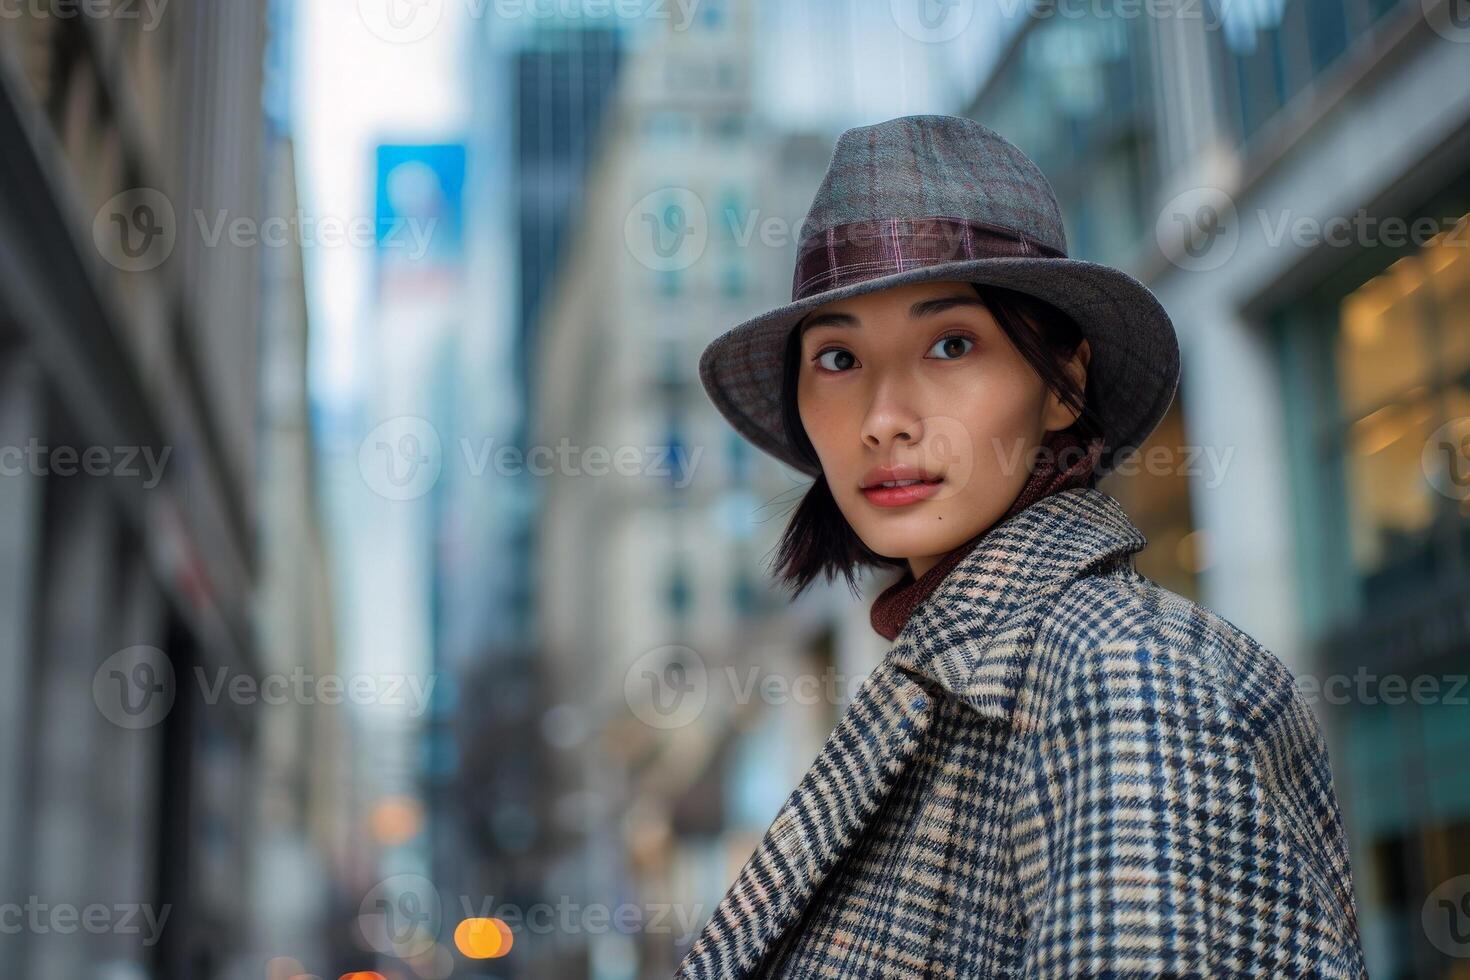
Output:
(791, 215), (1067, 303)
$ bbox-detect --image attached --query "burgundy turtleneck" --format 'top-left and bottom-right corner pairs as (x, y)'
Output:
(869, 430), (1105, 641)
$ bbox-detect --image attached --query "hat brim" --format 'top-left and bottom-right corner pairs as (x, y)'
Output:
(699, 256), (1181, 479)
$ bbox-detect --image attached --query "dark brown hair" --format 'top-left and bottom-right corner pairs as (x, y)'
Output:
(769, 281), (1105, 598)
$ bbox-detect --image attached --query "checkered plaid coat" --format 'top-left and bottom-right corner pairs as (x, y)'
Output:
(674, 487), (1366, 979)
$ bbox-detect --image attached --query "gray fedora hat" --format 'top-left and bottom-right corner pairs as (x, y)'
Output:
(699, 113), (1180, 479)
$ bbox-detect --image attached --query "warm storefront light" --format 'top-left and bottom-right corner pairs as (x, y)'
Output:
(453, 916), (514, 959)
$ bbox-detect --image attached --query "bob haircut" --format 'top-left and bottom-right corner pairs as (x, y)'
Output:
(771, 280), (1106, 598)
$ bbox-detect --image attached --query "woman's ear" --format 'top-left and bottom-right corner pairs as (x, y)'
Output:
(1042, 337), (1090, 431)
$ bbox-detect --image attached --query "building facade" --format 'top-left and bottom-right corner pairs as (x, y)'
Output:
(0, 2), (349, 976)
(531, 2), (903, 975)
(965, 2), (1470, 975)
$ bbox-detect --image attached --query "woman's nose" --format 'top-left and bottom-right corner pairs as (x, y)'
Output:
(860, 382), (925, 452)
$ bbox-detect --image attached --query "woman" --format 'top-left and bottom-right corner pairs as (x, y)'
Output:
(675, 115), (1366, 978)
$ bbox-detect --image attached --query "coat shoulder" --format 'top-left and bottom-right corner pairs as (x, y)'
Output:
(1025, 564), (1312, 747)
(1007, 567), (1366, 977)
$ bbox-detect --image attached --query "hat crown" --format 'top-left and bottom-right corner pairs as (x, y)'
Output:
(797, 114), (1068, 257)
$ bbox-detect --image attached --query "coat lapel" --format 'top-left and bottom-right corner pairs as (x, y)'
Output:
(674, 651), (936, 978)
(673, 487), (1149, 979)
(890, 485), (1149, 726)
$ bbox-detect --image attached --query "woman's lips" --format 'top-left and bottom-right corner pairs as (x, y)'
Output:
(859, 478), (944, 508)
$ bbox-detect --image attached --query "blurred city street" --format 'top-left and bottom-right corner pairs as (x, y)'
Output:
(0, 0), (1469, 976)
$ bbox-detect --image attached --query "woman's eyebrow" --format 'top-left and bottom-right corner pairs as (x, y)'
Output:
(909, 294), (987, 318)
(798, 311), (857, 334)
(800, 294), (985, 335)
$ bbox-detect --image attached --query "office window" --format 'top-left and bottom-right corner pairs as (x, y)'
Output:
(1208, 0), (1410, 145)
(1335, 231), (1469, 607)
(1099, 399), (1201, 602)
(717, 188), (744, 245)
(720, 262), (744, 298)
(1276, 194), (1470, 626)
(664, 413), (689, 491)
(726, 429), (750, 485)
(732, 566), (757, 615)
(976, 12), (1156, 263)
(1344, 698), (1470, 978)
(666, 559), (692, 618)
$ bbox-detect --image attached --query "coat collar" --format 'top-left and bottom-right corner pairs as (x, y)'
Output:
(674, 487), (1148, 979)
(887, 485), (1149, 724)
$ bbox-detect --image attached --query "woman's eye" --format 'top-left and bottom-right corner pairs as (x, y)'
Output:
(816, 348), (856, 371)
(928, 335), (974, 360)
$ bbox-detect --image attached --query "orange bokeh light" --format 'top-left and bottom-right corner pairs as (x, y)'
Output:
(453, 917), (513, 959)
(367, 795), (423, 847)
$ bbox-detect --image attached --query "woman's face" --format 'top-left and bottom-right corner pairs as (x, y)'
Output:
(796, 279), (1089, 578)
